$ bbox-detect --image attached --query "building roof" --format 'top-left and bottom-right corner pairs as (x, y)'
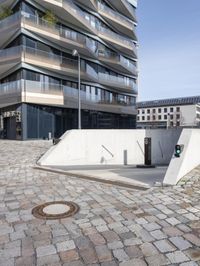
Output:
(137, 96), (200, 108)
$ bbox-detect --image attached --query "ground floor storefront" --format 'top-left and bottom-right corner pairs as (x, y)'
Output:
(0, 103), (136, 140)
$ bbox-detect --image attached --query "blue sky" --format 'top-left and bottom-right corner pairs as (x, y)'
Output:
(137, 0), (200, 101)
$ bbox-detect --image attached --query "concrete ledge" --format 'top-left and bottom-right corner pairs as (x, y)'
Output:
(34, 165), (149, 191)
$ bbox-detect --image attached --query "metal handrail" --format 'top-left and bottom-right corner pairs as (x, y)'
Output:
(102, 145), (114, 157)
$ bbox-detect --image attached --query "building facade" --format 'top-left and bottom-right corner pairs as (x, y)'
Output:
(137, 96), (200, 129)
(0, 0), (138, 140)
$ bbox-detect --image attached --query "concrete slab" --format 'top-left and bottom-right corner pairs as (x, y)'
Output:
(43, 165), (168, 188)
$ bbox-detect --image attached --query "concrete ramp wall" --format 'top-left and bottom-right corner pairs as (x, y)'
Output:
(38, 129), (181, 166)
(163, 129), (200, 185)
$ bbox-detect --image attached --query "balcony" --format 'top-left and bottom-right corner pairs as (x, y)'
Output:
(0, 80), (21, 108)
(98, 73), (137, 94)
(0, 45), (99, 82)
(107, 0), (137, 22)
(97, 2), (137, 40)
(0, 45), (137, 95)
(75, 0), (97, 11)
(0, 79), (64, 106)
(21, 12), (137, 58)
(33, 0), (98, 34)
(0, 12), (21, 47)
(0, 80), (136, 114)
(98, 50), (137, 75)
(63, 85), (136, 114)
(21, 13), (98, 58)
(22, 46), (98, 81)
(0, 46), (21, 76)
(98, 25), (137, 57)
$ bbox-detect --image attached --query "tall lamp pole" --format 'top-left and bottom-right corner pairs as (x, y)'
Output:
(72, 49), (81, 129)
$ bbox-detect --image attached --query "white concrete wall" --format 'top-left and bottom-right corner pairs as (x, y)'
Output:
(146, 129), (182, 165)
(39, 130), (145, 166)
(163, 129), (200, 185)
(180, 105), (197, 126)
(38, 129), (182, 166)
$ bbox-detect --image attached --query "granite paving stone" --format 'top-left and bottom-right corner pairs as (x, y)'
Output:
(0, 140), (200, 265)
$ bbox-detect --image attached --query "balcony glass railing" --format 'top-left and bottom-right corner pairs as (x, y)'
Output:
(0, 80), (63, 95)
(24, 80), (63, 95)
(98, 2), (133, 29)
(0, 80), (21, 95)
(63, 85), (135, 106)
(0, 11), (20, 29)
(98, 25), (134, 49)
(0, 45), (136, 92)
(0, 46), (22, 62)
(22, 13), (98, 54)
(63, 0), (97, 30)
(98, 72), (137, 90)
(0, 80), (135, 107)
(120, 56), (137, 73)
(123, 0), (137, 22)
(98, 50), (136, 73)
(36, 0), (135, 50)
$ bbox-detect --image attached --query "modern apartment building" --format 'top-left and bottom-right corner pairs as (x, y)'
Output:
(0, 0), (138, 140)
(137, 96), (200, 129)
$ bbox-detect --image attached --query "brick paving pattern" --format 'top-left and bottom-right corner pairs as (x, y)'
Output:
(0, 140), (200, 266)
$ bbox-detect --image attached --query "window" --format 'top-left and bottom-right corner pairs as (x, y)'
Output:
(176, 121), (180, 126)
(164, 115), (167, 120)
(147, 116), (150, 121)
(137, 116), (140, 121)
(170, 122), (174, 127)
(176, 114), (180, 119)
(158, 108), (161, 113)
(147, 109), (150, 114)
(153, 115), (156, 121)
(164, 108), (167, 113)
(158, 115), (162, 120)
(176, 107), (180, 112)
(170, 115), (173, 120)
(142, 109), (145, 114)
(142, 116), (145, 121)
(170, 107), (174, 112)
(153, 109), (156, 113)
(137, 109), (140, 114)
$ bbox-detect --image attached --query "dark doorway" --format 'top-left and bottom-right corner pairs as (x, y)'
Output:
(4, 117), (16, 140)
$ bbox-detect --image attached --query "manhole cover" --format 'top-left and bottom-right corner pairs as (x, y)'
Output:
(32, 201), (79, 220)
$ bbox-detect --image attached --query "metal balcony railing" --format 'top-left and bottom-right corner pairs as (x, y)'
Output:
(0, 45), (137, 93)
(98, 25), (135, 50)
(0, 11), (20, 29)
(0, 80), (22, 95)
(63, 85), (135, 106)
(98, 72), (137, 91)
(98, 49), (137, 73)
(0, 80), (135, 107)
(122, 0), (137, 22)
(22, 13), (98, 54)
(98, 2), (133, 29)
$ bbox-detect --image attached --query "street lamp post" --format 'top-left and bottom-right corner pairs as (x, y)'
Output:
(72, 49), (81, 129)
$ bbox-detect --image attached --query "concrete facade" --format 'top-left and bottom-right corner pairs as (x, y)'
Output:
(137, 96), (200, 129)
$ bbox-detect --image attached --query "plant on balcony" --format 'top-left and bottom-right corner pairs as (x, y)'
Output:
(0, 7), (13, 20)
(42, 10), (57, 26)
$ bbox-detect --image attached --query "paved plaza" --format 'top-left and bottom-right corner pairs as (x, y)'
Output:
(0, 140), (200, 266)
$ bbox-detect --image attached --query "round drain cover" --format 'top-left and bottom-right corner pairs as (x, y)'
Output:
(32, 201), (79, 220)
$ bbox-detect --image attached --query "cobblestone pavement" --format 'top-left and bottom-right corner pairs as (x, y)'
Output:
(0, 140), (200, 266)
